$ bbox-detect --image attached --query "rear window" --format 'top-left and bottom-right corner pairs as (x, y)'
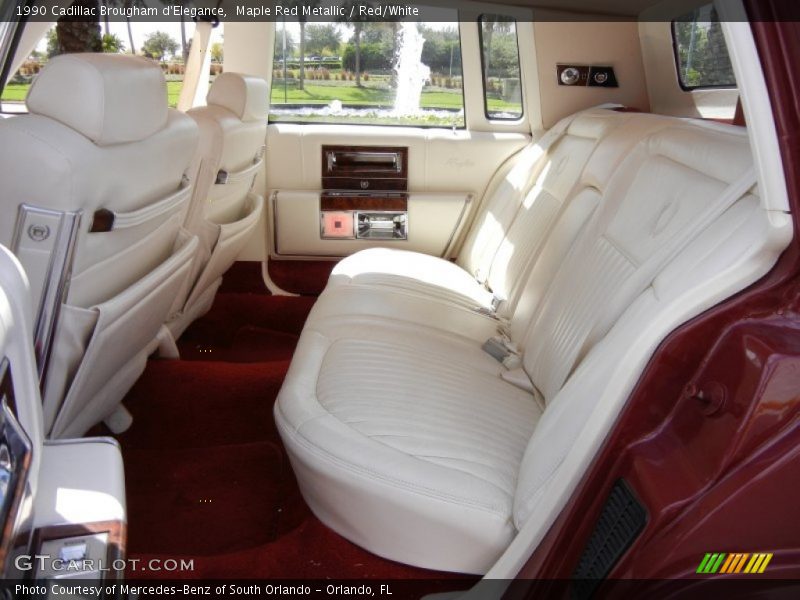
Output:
(672, 4), (736, 90)
(478, 15), (523, 121)
(269, 12), (465, 128)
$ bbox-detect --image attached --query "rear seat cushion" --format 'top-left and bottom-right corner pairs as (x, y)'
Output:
(275, 316), (542, 574)
(328, 247), (494, 309)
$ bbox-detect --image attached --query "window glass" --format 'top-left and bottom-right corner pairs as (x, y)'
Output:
(1, 21), (224, 112)
(672, 4), (736, 89)
(270, 14), (464, 128)
(479, 15), (523, 121)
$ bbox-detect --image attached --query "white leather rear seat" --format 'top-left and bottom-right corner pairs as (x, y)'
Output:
(307, 112), (671, 339)
(276, 116), (769, 574)
(327, 108), (629, 318)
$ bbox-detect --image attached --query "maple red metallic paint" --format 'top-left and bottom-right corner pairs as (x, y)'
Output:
(513, 1), (800, 591)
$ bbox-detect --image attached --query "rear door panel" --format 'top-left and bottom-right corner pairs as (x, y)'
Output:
(266, 124), (529, 259)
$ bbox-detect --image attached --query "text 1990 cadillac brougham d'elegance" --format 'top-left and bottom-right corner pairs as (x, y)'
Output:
(0, 0), (798, 598)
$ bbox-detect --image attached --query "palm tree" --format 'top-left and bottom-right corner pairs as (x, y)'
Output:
(106, 0), (138, 54)
(125, 13), (136, 54)
(100, 0), (110, 37)
(294, 0), (320, 91)
(339, 0), (373, 87)
(55, 0), (102, 54)
(179, 12), (189, 63)
(162, 0), (189, 62)
(481, 16), (512, 87)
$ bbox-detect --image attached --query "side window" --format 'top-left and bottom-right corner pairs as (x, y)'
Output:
(1, 21), (224, 112)
(478, 15), (523, 121)
(672, 4), (736, 90)
(270, 14), (464, 128)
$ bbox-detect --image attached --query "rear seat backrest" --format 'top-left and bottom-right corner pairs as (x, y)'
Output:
(514, 123), (759, 529)
(520, 121), (755, 403)
(458, 110), (608, 291)
(457, 140), (551, 279)
(507, 113), (675, 341)
(485, 112), (626, 311)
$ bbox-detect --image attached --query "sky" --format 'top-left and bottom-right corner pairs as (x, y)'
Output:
(107, 20), (225, 53)
(32, 17), (456, 58)
(35, 21), (224, 55)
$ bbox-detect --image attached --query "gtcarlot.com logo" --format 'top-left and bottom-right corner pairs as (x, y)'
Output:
(14, 555), (195, 573)
(697, 552), (773, 575)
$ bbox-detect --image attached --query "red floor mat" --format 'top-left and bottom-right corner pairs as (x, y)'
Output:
(118, 360), (288, 449)
(217, 261), (268, 294)
(117, 289), (470, 582)
(125, 441), (290, 556)
(268, 259), (337, 296)
(138, 518), (473, 581)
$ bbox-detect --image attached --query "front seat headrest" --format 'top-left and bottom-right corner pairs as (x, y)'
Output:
(26, 53), (168, 146)
(207, 72), (269, 122)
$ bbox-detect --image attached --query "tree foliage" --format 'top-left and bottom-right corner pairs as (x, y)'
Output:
(211, 42), (224, 63)
(418, 25), (461, 74)
(305, 24), (342, 56)
(274, 27), (297, 60)
(142, 31), (179, 61)
(101, 33), (125, 53)
(673, 8), (735, 87)
(342, 41), (391, 71)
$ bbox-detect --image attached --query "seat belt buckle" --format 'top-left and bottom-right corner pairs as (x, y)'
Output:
(482, 334), (522, 370)
(491, 294), (506, 313)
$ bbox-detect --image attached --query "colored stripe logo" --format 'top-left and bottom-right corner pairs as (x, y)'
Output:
(697, 552), (773, 574)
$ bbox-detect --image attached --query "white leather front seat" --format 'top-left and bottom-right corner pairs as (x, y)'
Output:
(0, 53), (200, 438)
(168, 72), (269, 338)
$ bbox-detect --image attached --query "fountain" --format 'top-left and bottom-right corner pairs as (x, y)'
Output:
(270, 21), (462, 126)
(392, 22), (431, 116)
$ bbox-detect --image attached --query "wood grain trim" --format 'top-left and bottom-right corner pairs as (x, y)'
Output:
(321, 193), (408, 211)
(322, 145), (408, 177)
(322, 177), (407, 191)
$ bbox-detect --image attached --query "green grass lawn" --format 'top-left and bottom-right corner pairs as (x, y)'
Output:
(269, 81), (520, 112)
(1, 83), (28, 102)
(166, 81), (182, 107)
(270, 81), (466, 109)
(3, 79), (519, 121)
(3, 80), (185, 108)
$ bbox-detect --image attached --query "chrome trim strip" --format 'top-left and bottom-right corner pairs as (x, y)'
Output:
(10, 206), (82, 387)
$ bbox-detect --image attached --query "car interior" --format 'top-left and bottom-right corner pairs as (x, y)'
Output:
(0, 0), (795, 591)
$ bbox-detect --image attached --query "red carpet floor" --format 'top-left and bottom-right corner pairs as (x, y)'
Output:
(114, 263), (474, 585)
